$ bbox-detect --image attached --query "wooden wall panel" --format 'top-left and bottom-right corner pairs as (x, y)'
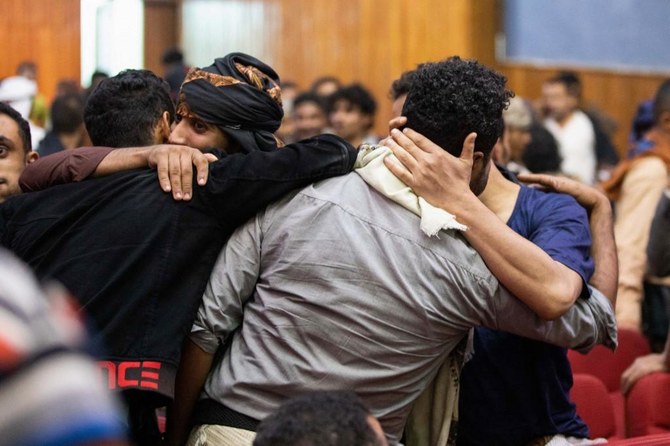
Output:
(1, 0), (80, 103)
(257, 0), (499, 137)
(144, 0), (179, 76)
(499, 63), (669, 158)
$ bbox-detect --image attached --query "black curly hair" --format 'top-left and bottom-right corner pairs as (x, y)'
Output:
(402, 56), (512, 159)
(84, 69), (174, 147)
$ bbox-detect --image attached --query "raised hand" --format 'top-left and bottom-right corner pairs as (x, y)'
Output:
(383, 127), (477, 211)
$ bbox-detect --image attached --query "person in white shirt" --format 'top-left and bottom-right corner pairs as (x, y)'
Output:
(542, 72), (597, 184)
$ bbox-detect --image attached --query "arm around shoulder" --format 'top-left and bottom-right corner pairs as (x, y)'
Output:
(19, 146), (113, 192)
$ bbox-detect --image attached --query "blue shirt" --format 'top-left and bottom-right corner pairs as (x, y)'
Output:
(457, 183), (594, 446)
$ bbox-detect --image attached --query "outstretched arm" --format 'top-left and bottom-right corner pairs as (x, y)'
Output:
(19, 145), (217, 201)
(517, 172), (618, 306)
(94, 145), (217, 200)
(383, 128), (582, 320)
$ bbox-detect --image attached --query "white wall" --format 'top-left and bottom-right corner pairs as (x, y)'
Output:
(81, 0), (144, 86)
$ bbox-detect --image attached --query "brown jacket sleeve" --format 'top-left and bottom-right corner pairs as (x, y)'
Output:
(19, 147), (115, 192)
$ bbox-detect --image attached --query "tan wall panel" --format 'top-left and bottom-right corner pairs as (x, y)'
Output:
(499, 63), (669, 159)
(144, 0), (179, 76)
(260, 0), (498, 137)
(1, 0), (80, 103)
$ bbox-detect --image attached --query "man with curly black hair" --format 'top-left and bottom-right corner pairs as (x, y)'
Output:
(385, 57), (617, 445)
(169, 57), (616, 446)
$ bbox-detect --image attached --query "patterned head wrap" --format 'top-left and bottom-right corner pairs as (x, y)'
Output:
(177, 52), (283, 152)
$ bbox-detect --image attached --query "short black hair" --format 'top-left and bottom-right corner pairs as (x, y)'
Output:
(652, 79), (670, 123)
(547, 71), (581, 98)
(253, 391), (383, 446)
(162, 48), (184, 65)
(402, 56), (512, 158)
(293, 92), (327, 113)
(90, 70), (109, 84)
(51, 94), (84, 134)
(0, 102), (31, 152)
(389, 67), (421, 100)
(84, 69), (174, 147)
(330, 84), (377, 117)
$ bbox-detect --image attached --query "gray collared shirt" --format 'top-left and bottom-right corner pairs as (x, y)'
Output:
(191, 172), (617, 443)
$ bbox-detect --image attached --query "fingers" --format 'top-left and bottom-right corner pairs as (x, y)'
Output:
(150, 145), (218, 201)
(168, 151), (184, 200)
(621, 362), (646, 395)
(517, 173), (557, 188)
(388, 116), (407, 132)
(156, 151), (172, 193)
(460, 132), (477, 162)
(194, 154), (218, 187)
(621, 369), (634, 394)
(402, 128), (447, 155)
(178, 150), (194, 200)
(387, 129), (420, 174)
(383, 153), (413, 185)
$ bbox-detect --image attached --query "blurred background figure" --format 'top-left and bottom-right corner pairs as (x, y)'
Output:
(310, 75), (341, 100)
(498, 96), (534, 172)
(541, 71), (619, 184)
(16, 61), (48, 129)
(56, 79), (83, 97)
(0, 68), (45, 149)
(161, 47), (189, 104)
(329, 83), (379, 148)
(542, 71), (597, 184)
(276, 80), (299, 143)
(82, 70), (110, 105)
(291, 92), (329, 141)
(603, 78), (670, 332)
(522, 125), (563, 175)
(628, 99), (656, 156)
(253, 391), (388, 446)
(0, 248), (127, 446)
(36, 93), (86, 156)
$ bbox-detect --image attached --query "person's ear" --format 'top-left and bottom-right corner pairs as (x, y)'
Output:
(26, 150), (39, 164)
(155, 111), (172, 143)
(472, 150), (485, 165)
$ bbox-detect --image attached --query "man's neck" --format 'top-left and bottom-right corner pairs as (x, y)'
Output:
(555, 109), (577, 127)
(478, 164), (521, 224)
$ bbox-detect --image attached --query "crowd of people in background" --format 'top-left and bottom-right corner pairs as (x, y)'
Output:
(0, 47), (669, 446)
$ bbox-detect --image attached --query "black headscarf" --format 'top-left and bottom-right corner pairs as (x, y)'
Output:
(177, 52), (284, 153)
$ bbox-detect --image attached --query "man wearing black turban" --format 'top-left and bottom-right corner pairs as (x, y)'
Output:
(173, 53), (285, 153)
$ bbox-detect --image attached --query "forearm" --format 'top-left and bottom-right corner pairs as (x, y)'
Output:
(493, 284), (617, 352)
(93, 146), (154, 176)
(451, 193), (581, 319)
(587, 198), (618, 306)
(19, 146), (113, 191)
(165, 338), (214, 446)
